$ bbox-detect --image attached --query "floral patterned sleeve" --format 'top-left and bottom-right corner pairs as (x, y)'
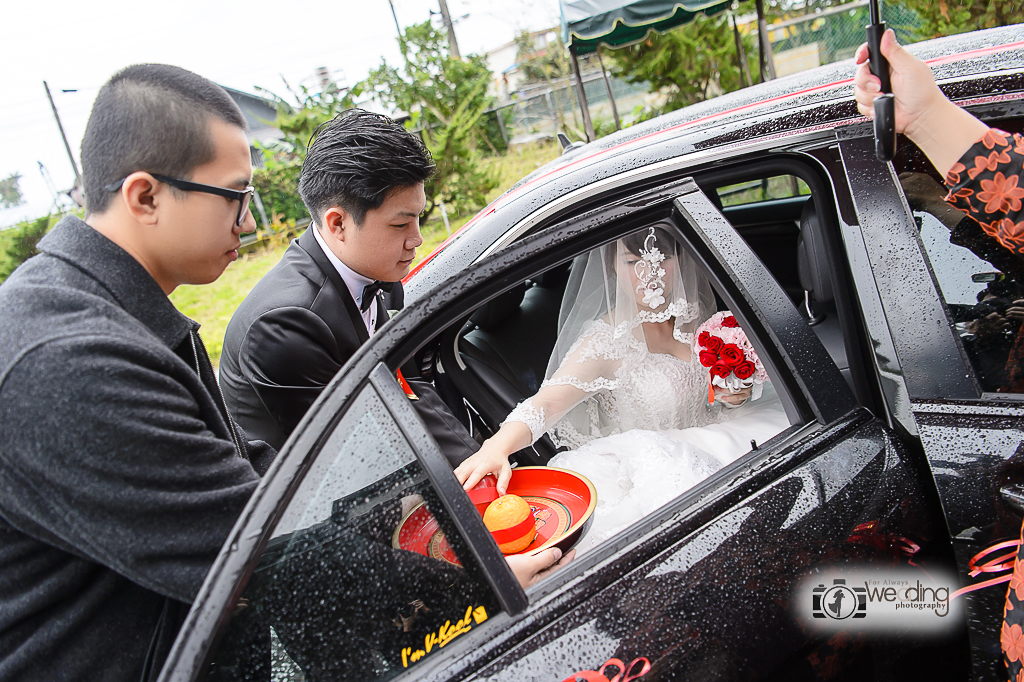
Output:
(956, 133), (1024, 682)
(944, 128), (1024, 256)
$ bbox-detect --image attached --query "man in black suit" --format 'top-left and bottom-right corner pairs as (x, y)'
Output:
(220, 109), (473, 460)
(220, 109), (573, 598)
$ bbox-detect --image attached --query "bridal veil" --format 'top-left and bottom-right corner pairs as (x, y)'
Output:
(535, 226), (718, 447)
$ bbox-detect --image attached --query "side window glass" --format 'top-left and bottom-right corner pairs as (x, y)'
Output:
(897, 148), (1024, 394)
(717, 174), (810, 207)
(709, 173), (849, 387)
(208, 385), (499, 681)
(434, 224), (795, 558)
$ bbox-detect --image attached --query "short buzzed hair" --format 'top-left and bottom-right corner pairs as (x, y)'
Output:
(81, 64), (247, 214)
(298, 109), (434, 226)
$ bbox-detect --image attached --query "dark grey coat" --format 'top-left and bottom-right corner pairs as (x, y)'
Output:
(0, 216), (275, 681)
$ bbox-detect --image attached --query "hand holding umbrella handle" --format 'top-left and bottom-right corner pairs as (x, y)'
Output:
(866, 2), (896, 162)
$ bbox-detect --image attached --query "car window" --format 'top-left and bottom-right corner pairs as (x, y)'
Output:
(717, 174), (810, 207)
(432, 223), (796, 560)
(207, 384), (500, 681)
(896, 144), (1024, 395)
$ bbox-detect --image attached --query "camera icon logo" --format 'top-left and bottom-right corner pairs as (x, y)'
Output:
(812, 578), (867, 620)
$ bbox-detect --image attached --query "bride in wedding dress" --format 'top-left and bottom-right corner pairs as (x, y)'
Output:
(455, 226), (790, 553)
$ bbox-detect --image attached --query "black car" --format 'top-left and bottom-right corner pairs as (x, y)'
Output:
(161, 26), (1024, 681)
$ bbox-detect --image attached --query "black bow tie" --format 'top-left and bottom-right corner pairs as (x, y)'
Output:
(360, 280), (394, 312)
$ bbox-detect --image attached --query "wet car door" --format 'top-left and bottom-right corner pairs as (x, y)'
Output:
(457, 180), (961, 681)
(838, 125), (1024, 679)
(160, 178), (958, 682)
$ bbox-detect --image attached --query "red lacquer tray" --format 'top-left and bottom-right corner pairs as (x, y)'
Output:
(393, 467), (596, 566)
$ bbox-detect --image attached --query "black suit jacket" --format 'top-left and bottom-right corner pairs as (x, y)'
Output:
(220, 228), (477, 466)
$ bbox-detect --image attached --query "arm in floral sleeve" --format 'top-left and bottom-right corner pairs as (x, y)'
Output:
(944, 129), (1024, 257)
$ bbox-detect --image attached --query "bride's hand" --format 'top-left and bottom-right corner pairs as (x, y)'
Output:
(454, 422), (533, 494)
(454, 442), (512, 493)
(715, 386), (752, 405)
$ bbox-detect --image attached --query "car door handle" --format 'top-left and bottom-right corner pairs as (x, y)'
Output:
(1001, 483), (1024, 515)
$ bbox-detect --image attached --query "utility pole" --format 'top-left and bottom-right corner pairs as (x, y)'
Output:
(387, 0), (403, 40)
(731, 13), (752, 88)
(595, 49), (620, 131)
(437, 0), (462, 60)
(43, 81), (81, 186)
(754, 0), (777, 81)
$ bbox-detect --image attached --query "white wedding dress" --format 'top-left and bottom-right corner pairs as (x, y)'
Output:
(505, 318), (789, 554)
(500, 228), (791, 554)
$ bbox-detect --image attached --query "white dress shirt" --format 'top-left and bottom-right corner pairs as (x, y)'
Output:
(311, 224), (377, 336)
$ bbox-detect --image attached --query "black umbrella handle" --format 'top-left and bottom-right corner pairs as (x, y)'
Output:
(866, 6), (896, 162)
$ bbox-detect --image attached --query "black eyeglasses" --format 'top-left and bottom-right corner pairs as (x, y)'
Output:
(105, 173), (255, 227)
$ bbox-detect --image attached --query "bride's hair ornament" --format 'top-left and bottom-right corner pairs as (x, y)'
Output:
(635, 227), (667, 309)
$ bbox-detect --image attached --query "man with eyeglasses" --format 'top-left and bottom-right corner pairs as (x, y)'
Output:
(0, 64), (275, 680)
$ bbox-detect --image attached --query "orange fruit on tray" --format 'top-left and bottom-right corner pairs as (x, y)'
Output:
(482, 494), (537, 554)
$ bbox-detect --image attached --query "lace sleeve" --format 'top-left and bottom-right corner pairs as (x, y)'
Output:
(500, 320), (625, 445)
(502, 399), (547, 444)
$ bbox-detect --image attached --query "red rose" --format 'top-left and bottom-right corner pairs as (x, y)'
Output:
(710, 362), (732, 378)
(705, 335), (723, 353)
(722, 315), (739, 328)
(719, 343), (744, 367)
(698, 331), (712, 347)
(698, 350), (719, 367)
(734, 360), (756, 380)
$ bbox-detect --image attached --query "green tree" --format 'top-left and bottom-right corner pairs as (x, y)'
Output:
(0, 215), (51, 282)
(900, 0), (1024, 40)
(266, 85), (362, 160)
(246, 86), (364, 226)
(251, 153), (308, 225)
(514, 31), (595, 140)
(364, 20), (501, 219)
(0, 172), (24, 209)
(516, 31), (571, 83)
(608, 9), (758, 119)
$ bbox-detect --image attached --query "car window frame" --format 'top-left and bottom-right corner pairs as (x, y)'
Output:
(670, 179), (856, 425)
(837, 97), (1024, 403)
(839, 125), (987, 401)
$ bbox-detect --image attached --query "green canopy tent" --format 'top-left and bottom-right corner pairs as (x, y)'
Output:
(559, 0), (742, 140)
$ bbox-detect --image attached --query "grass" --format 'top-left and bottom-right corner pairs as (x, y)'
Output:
(170, 138), (560, 369)
(169, 248), (292, 366)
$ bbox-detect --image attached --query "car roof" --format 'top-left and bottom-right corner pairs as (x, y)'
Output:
(405, 25), (1024, 298)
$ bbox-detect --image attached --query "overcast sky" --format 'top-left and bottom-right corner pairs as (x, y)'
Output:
(0, 0), (560, 227)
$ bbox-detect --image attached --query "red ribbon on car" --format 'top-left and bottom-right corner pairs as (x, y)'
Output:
(949, 539), (1022, 601)
(561, 657), (652, 682)
(396, 368), (418, 400)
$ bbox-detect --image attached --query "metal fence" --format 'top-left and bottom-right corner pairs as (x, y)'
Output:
(497, 1), (923, 144)
(499, 70), (651, 143)
(766, 0), (921, 76)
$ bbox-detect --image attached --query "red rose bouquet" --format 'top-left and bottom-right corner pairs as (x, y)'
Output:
(692, 311), (769, 405)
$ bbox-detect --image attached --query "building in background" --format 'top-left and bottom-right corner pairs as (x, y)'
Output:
(222, 87), (285, 168)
